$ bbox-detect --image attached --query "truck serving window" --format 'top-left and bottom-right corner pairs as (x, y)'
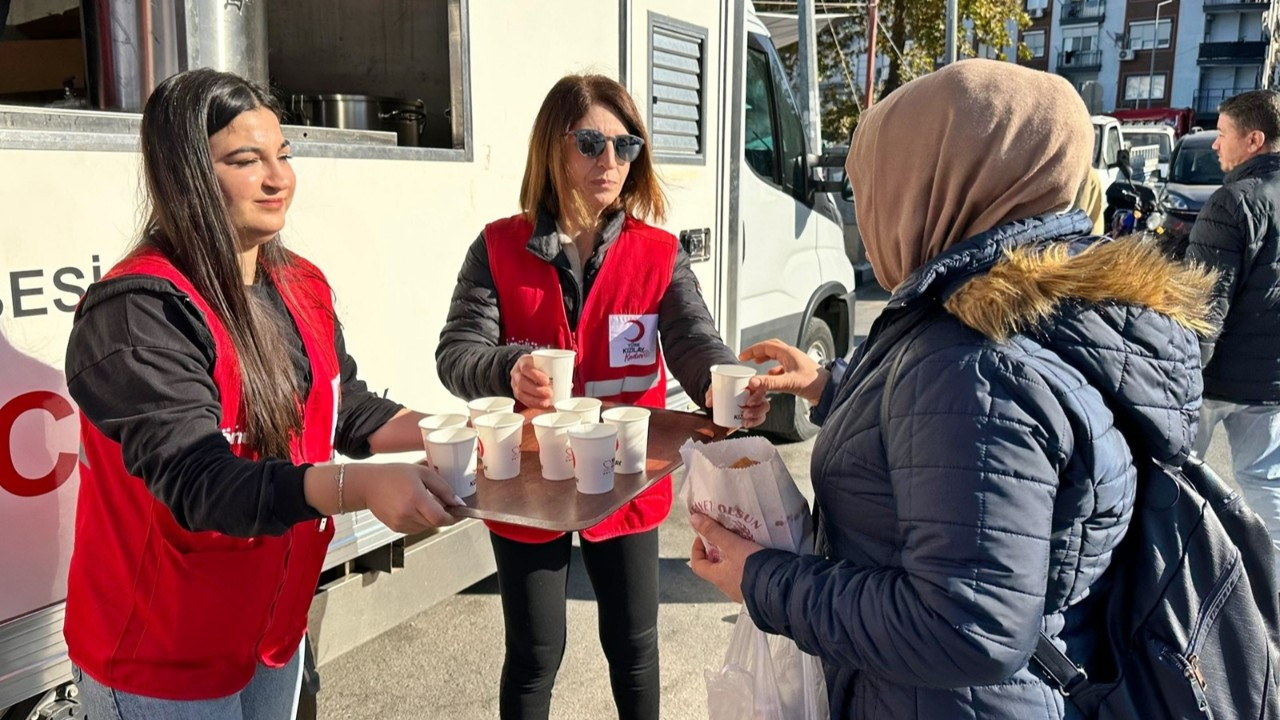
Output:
(0, 0), (473, 161)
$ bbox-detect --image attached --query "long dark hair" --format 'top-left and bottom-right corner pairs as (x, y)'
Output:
(139, 69), (301, 459)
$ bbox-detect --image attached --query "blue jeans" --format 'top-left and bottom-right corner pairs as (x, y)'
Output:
(1195, 399), (1280, 576)
(72, 642), (303, 720)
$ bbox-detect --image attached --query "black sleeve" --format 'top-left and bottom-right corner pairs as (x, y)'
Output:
(333, 328), (403, 459)
(658, 246), (738, 409)
(65, 286), (321, 538)
(1186, 188), (1253, 364)
(435, 232), (529, 400)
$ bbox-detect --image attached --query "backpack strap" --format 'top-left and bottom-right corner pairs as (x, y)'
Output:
(1032, 633), (1096, 699)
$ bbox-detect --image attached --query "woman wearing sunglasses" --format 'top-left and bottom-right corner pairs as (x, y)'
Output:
(436, 74), (767, 720)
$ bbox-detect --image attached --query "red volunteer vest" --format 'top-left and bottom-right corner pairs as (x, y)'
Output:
(64, 249), (339, 700)
(484, 214), (676, 543)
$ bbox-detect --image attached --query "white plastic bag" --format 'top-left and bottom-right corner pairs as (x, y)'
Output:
(680, 436), (828, 720)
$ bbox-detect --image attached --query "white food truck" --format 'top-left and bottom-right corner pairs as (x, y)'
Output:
(0, 1), (855, 716)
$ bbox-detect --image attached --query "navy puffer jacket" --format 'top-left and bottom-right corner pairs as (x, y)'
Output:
(742, 212), (1206, 719)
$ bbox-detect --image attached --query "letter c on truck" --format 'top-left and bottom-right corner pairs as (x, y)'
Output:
(0, 391), (76, 497)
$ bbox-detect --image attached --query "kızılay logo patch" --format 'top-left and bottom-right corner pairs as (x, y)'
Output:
(608, 314), (658, 367)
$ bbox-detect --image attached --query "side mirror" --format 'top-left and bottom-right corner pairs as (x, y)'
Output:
(841, 178), (853, 202)
(1111, 148), (1132, 180)
(808, 152), (850, 194)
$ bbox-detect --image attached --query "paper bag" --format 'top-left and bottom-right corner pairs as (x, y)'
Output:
(680, 436), (827, 720)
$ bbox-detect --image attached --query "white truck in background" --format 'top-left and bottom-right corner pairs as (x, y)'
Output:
(1120, 124), (1175, 182)
(1091, 115), (1162, 190)
(0, 1), (854, 717)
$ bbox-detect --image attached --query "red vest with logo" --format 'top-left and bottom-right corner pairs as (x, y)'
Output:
(64, 249), (339, 700)
(484, 214), (675, 543)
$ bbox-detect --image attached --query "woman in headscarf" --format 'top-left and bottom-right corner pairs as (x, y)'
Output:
(689, 60), (1214, 718)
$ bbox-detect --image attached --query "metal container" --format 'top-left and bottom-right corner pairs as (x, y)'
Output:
(181, 0), (268, 86)
(80, 0), (267, 112)
(81, 0), (181, 111)
(290, 94), (426, 147)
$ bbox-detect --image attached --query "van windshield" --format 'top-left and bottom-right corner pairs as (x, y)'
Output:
(1124, 132), (1172, 162)
(1169, 146), (1224, 185)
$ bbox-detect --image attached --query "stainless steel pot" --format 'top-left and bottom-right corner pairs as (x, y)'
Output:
(290, 94), (426, 147)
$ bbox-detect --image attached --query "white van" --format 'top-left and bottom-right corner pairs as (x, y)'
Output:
(0, 2), (853, 715)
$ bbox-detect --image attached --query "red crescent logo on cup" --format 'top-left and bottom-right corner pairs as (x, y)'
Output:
(477, 438), (485, 458)
(624, 319), (646, 343)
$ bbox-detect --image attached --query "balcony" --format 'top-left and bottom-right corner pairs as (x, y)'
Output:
(1060, 1), (1105, 25)
(1203, 0), (1269, 10)
(1198, 41), (1268, 65)
(1194, 86), (1259, 114)
(1058, 49), (1102, 71)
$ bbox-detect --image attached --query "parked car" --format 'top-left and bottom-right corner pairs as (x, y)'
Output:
(1163, 130), (1223, 238)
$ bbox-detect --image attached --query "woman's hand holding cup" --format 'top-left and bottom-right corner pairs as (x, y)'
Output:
(510, 354), (554, 409)
(738, 339), (830, 406)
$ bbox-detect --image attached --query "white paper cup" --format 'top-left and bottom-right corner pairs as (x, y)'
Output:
(468, 396), (516, 426)
(568, 422), (618, 495)
(531, 349), (576, 404)
(418, 414), (468, 467)
(532, 412), (580, 481)
(554, 397), (602, 425)
(472, 411), (525, 481)
(425, 426), (478, 498)
(710, 364), (757, 429)
(602, 406), (650, 474)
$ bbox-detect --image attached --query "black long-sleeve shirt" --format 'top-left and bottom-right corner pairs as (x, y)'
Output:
(66, 274), (402, 538)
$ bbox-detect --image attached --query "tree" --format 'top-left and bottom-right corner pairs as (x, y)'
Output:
(881, 0), (1033, 95)
(758, 0), (1032, 144)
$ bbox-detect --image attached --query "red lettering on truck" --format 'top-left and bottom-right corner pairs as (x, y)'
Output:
(0, 391), (76, 497)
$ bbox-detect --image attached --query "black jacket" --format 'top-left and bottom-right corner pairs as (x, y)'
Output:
(436, 210), (735, 404)
(66, 275), (402, 538)
(1186, 152), (1280, 404)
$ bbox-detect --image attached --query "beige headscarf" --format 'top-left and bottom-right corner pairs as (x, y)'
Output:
(1073, 170), (1106, 235)
(848, 59), (1093, 290)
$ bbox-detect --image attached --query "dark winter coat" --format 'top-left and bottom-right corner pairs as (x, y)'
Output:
(1186, 152), (1280, 404)
(742, 212), (1209, 719)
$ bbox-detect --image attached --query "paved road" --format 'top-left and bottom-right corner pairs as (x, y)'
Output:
(317, 285), (1234, 719)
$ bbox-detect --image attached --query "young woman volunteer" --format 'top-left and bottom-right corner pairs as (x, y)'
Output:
(63, 69), (461, 719)
(436, 74), (768, 720)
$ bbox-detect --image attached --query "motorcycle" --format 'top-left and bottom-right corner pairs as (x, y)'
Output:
(1102, 149), (1190, 258)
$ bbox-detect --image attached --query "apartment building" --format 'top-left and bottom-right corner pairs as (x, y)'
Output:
(1018, 0), (1280, 125)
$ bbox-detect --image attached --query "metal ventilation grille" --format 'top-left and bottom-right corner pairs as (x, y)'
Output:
(651, 26), (703, 157)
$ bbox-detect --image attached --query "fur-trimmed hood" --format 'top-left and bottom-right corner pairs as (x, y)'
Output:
(945, 236), (1215, 343)
(892, 210), (1214, 463)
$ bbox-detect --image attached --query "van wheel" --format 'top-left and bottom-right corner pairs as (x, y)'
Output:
(760, 318), (835, 443)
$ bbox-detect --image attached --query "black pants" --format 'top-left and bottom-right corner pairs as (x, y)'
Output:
(490, 529), (660, 720)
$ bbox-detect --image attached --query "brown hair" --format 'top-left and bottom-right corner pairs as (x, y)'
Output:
(138, 69), (306, 459)
(519, 74), (666, 229)
(1220, 89), (1280, 151)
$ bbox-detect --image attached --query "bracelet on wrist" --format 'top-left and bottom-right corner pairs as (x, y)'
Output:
(336, 463), (347, 515)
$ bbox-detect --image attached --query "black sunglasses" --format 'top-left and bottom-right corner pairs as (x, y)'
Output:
(565, 129), (645, 164)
